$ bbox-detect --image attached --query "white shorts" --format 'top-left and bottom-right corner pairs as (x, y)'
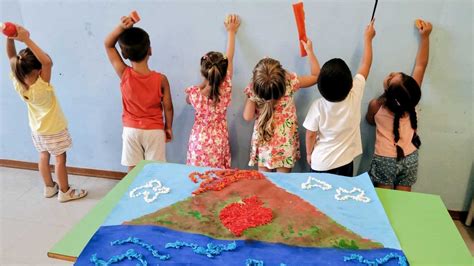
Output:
(31, 128), (72, 156)
(121, 127), (166, 166)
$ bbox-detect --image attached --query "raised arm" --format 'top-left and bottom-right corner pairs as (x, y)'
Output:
(297, 39), (320, 88)
(12, 26), (53, 82)
(357, 20), (376, 79)
(6, 38), (17, 71)
(412, 20), (432, 87)
(104, 16), (133, 78)
(6, 37), (16, 59)
(161, 75), (174, 142)
(224, 14), (240, 76)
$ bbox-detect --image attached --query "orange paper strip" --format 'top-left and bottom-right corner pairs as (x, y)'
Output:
(293, 2), (308, 57)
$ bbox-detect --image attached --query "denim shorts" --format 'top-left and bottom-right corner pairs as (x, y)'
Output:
(369, 151), (418, 187)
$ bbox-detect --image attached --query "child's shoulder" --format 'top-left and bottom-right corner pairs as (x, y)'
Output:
(185, 85), (200, 95)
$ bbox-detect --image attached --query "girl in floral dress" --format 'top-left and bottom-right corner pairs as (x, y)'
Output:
(243, 40), (320, 172)
(185, 15), (240, 169)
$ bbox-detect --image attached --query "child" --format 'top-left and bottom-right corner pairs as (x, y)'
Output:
(304, 21), (376, 177)
(105, 15), (174, 172)
(243, 40), (320, 173)
(366, 20), (432, 191)
(185, 14), (240, 169)
(5, 25), (87, 202)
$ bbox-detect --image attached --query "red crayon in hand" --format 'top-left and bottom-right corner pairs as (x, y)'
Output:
(293, 2), (308, 57)
(1, 22), (17, 37)
(129, 10), (140, 23)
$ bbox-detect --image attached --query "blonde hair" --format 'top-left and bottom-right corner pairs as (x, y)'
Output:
(251, 58), (286, 143)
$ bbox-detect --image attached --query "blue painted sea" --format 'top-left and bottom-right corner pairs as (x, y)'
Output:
(76, 225), (407, 266)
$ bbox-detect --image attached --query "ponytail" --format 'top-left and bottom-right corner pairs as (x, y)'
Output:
(13, 56), (27, 89)
(12, 48), (42, 90)
(207, 65), (224, 103)
(255, 99), (274, 143)
(200, 52), (229, 103)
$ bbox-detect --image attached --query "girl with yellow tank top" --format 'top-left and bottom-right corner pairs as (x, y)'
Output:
(5, 24), (87, 202)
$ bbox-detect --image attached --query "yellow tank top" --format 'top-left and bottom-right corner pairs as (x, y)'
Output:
(11, 73), (68, 134)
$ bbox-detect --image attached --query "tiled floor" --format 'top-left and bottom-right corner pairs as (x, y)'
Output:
(0, 166), (473, 265)
(0, 167), (118, 265)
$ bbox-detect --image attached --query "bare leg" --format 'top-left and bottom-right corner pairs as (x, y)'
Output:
(375, 184), (393, 190)
(55, 152), (69, 193)
(395, 185), (412, 192)
(39, 151), (54, 187)
(258, 166), (272, 172)
(128, 166), (135, 173)
(276, 167), (291, 173)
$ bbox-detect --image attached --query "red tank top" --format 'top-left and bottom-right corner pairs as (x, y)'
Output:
(120, 67), (164, 129)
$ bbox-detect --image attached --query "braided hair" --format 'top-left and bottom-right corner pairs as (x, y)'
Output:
(380, 73), (421, 160)
(200, 51), (229, 103)
(251, 58), (286, 143)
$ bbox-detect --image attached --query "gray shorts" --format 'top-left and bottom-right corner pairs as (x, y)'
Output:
(369, 151), (418, 187)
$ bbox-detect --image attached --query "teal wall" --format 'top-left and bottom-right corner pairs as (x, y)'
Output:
(1, 0), (472, 210)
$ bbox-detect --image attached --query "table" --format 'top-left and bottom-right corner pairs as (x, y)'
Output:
(48, 161), (473, 265)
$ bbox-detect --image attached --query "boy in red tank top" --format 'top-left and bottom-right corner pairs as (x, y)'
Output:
(105, 14), (174, 172)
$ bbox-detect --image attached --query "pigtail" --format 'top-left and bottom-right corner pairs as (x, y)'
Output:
(392, 111), (405, 160)
(384, 73), (423, 159)
(409, 107), (421, 148)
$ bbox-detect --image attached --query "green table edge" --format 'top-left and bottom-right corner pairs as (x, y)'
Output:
(48, 161), (473, 265)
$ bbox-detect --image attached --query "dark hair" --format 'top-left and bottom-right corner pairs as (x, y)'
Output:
(118, 27), (150, 62)
(200, 51), (228, 103)
(252, 58), (286, 142)
(12, 48), (42, 89)
(318, 58), (353, 102)
(380, 73), (421, 160)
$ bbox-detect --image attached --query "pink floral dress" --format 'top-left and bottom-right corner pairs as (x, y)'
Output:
(244, 72), (301, 169)
(185, 73), (232, 169)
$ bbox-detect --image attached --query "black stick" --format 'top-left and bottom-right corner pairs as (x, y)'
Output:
(371, 0), (379, 21)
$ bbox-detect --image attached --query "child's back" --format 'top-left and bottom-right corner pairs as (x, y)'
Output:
(185, 15), (240, 169)
(304, 21), (376, 176)
(105, 16), (173, 172)
(304, 63), (366, 171)
(121, 67), (164, 129)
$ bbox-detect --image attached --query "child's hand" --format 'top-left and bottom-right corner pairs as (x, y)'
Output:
(301, 39), (314, 55)
(165, 128), (173, 143)
(417, 20), (432, 38)
(120, 16), (134, 30)
(364, 20), (376, 41)
(306, 154), (312, 165)
(224, 14), (240, 33)
(11, 25), (30, 42)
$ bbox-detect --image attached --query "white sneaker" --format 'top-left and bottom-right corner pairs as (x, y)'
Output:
(44, 182), (59, 198)
(58, 187), (88, 203)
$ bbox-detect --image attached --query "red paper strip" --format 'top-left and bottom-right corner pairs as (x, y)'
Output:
(293, 2), (308, 57)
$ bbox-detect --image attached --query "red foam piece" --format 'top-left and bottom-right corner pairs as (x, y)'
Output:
(130, 10), (140, 23)
(293, 2), (308, 57)
(219, 196), (273, 237)
(1, 22), (17, 37)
